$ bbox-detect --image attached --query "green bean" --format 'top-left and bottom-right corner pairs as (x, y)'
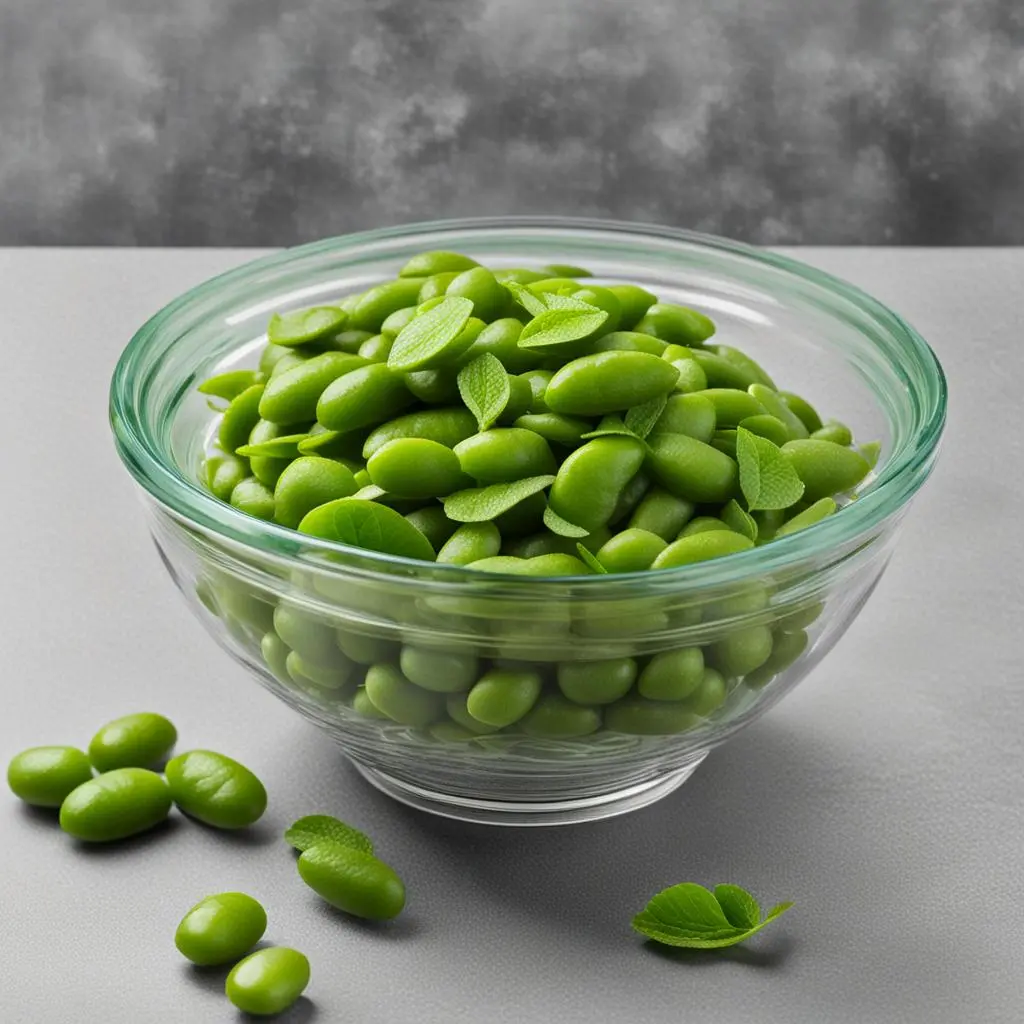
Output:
(454, 428), (556, 483)
(260, 352), (368, 425)
(230, 477), (275, 520)
(404, 506), (459, 550)
(400, 250), (479, 277)
(627, 487), (695, 541)
(88, 713), (177, 772)
(513, 413), (591, 448)
(595, 528), (667, 572)
(358, 333), (395, 363)
(775, 497), (838, 537)
(274, 456), (358, 528)
(367, 438), (469, 499)
(708, 626), (774, 677)
(545, 352), (679, 417)
(745, 629), (809, 688)
(218, 384), (265, 454)
(175, 892), (267, 966)
(811, 421), (854, 446)
(638, 648), (705, 701)
(653, 393), (716, 442)
(400, 645), (479, 692)
(446, 266), (506, 321)
(226, 947), (311, 1016)
(363, 407), (477, 458)
(607, 284), (657, 329)
(521, 695), (601, 737)
(549, 436), (646, 533)
(604, 699), (700, 735)
(645, 432), (739, 504)
(685, 667), (728, 716)
(349, 278), (426, 332)
(651, 530), (754, 569)
(557, 658), (636, 704)
(364, 663), (444, 727)
(466, 667), (543, 727)
(165, 750), (267, 829)
(634, 303), (715, 345)
(317, 363), (414, 432)
(747, 384), (809, 440)
(714, 345), (776, 388)
(437, 522), (502, 565)
(779, 391), (823, 433)
(782, 440), (870, 500)
(7, 747), (93, 807)
(59, 768), (171, 841)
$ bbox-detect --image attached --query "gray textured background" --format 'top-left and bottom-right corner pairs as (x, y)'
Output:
(2, 0), (1023, 246)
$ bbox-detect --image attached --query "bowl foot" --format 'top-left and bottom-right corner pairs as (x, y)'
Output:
(351, 755), (707, 827)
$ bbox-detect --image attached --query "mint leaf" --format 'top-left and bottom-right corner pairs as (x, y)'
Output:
(235, 433), (309, 459)
(736, 427), (805, 511)
(632, 882), (794, 950)
(268, 306), (347, 347)
(387, 296), (474, 371)
(285, 815), (373, 855)
(543, 505), (590, 538)
(517, 306), (608, 349)
(350, 484), (388, 501)
(457, 353), (510, 431)
(504, 281), (594, 318)
(581, 415), (639, 440)
(720, 498), (758, 542)
(575, 543), (608, 573)
(297, 498), (435, 560)
(624, 393), (668, 439)
(443, 476), (555, 523)
(198, 369), (264, 401)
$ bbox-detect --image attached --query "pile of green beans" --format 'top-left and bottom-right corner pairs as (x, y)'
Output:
(196, 251), (876, 741)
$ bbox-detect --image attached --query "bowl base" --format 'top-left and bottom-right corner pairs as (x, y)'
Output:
(351, 755), (707, 827)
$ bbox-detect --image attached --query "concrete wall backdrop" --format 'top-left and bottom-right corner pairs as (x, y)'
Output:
(1, 0), (1022, 246)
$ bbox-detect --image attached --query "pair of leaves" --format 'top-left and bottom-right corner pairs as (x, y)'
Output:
(633, 882), (793, 949)
(443, 475), (555, 523)
(457, 353), (509, 431)
(387, 296), (475, 372)
(503, 281), (608, 349)
(736, 427), (805, 511)
(297, 498), (435, 560)
(579, 395), (667, 443)
(285, 814), (373, 856)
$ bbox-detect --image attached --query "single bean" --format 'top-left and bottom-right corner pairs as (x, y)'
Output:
(752, 507), (786, 543)
(445, 266), (506, 321)
(456, 319), (539, 373)
(367, 438), (468, 499)
(782, 439), (870, 500)
(437, 522), (502, 565)
(521, 694), (601, 737)
(745, 629), (809, 688)
(218, 384), (265, 454)
(557, 658), (636, 704)
(595, 529), (667, 573)
(417, 271), (460, 303)
(380, 306), (419, 338)
(286, 650), (355, 691)
(591, 331), (668, 356)
(454, 428), (556, 483)
(230, 477), (275, 520)
(245, 418), (298, 488)
(298, 843), (406, 919)
(627, 486), (695, 541)
(519, 369), (554, 411)
(811, 421), (854, 446)
(323, 329), (374, 354)
(259, 343), (296, 376)
(349, 278), (426, 332)
(494, 268), (549, 284)
(775, 496), (839, 537)
(683, 348), (759, 389)
(702, 388), (767, 428)
(273, 457), (357, 528)
(404, 367), (460, 404)
(714, 345), (776, 388)
(268, 349), (313, 378)
(274, 605), (344, 666)
(298, 423), (368, 459)
(175, 892), (267, 966)
(497, 375), (534, 424)
(638, 647), (705, 701)
(747, 384), (809, 440)
(336, 630), (398, 666)
(521, 553), (591, 575)
(775, 600), (825, 632)
(352, 687), (389, 718)
(198, 369), (265, 402)
(268, 306), (347, 347)
(678, 516), (733, 538)
(444, 693), (501, 734)
(607, 284), (657, 330)
(7, 746), (93, 807)
(608, 471), (651, 525)
(685, 667), (728, 716)
(364, 663), (444, 727)
(466, 668), (543, 727)
(708, 626), (774, 677)
(358, 333), (395, 363)
(548, 436), (646, 533)
(633, 303), (715, 345)
(738, 413), (791, 447)
(400, 645), (479, 693)
(653, 393), (716, 442)
(165, 750), (267, 829)
(88, 713), (177, 772)
(604, 699), (700, 735)
(513, 412), (591, 448)
(317, 363), (414, 432)
(645, 432), (739, 503)
(59, 768), (171, 842)
(651, 530), (754, 569)
(203, 454), (248, 502)
(400, 250), (479, 278)
(779, 390), (823, 433)
(261, 631), (291, 683)
(362, 407), (477, 459)
(711, 428), (738, 458)
(572, 285), (622, 333)
(545, 351), (679, 416)
(530, 277), (582, 295)
(226, 947), (311, 1016)
(404, 506), (458, 550)
(259, 352), (368, 426)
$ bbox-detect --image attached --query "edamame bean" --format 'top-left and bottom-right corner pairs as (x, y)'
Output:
(607, 284), (657, 329)
(230, 477), (275, 520)
(519, 369), (554, 411)
(437, 521), (502, 565)
(497, 374), (534, 425)
(752, 507), (786, 543)
(591, 331), (667, 356)
(782, 439), (870, 500)
(244, 418), (299, 488)
(401, 251), (479, 277)
(456, 319), (538, 373)
(557, 658), (636, 704)
(364, 663), (444, 727)
(651, 530), (754, 569)
(164, 750), (267, 829)
(273, 456), (357, 528)
(298, 843), (405, 920)
(445, 266), (506, 321)
(628, 487), (695, 541)
(702, 388), (767, 427)
(226, 947), (311, 1016)
(404, 506), (459, 550)
(638, 648), (705, 701)
(775, 497), (838, 537)
(59, 768), (171, 842)
(352, 687), (389, 718)
(745, 629), (809, 688)
(714, 345), (776, 388)
(274, 605), (343, 666)
(286, 650), (355, 691)
(738, 413), (791, 447)
(358, 333), (395, 363)
(7, 746), (93, 807)
(645, 432), (739, 504)
(404, 367), (460, 404)
(454, 428), (556, 483)
(367, 438), (468, 499)
(747, 384), (809, 440)
(363, 407), (477, 458)
(595, 529), (667, 572)
(609, 470), (651, 524)
(380, 306), (419, 338)
(317, 363), (414, 432)
(545, 352), (679, 416)
(494, 490), (547, 538)
(466, 667), (543, 727)
(653, 393), (716, 442)
(549, 436), (646, 532)
(349, 278), (425, 332)
(259, 352), (368, 425)
(685, 667), (728, 716)
(683, 348), (759, 389)
(811, 420), (854, 446)
(203, 454), (249, 501)
(780, 391), (823, 433)
(417, 271), (460, 303)
(268, 306), (347, 347)
(88, 712), (177, 772)
(521, 694), (601, 737)
(400, 645), (479, 692)
(336, 630), (398, 665)
(175, 892), (267, 966)
(218, 384), (265, 454)
(604, 699), (700, 735)
(572, 285), (621, 333)
(708, 626), (774, 677)
(678, 516), (733, 538)
(324, 329), (374, 354)
(633, 303), (715, 345)
(513, 412), (590, 447)
(261, 631), (291, 682)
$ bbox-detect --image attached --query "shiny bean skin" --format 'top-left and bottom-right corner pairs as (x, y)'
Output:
(590, 331), (667, 356)
(7, 746), (93, 807)
(685, 667), (728, 716)
(400, 645), (479, 692)
(775, 497), (838, 537)
(297, 844), (405, 920)
(226, 947), (311, 1016)
(204, 454), (249, 501)
(779, 391), (823, 433)
(634, 303), (715, 345)
(175, 892), (268, 966)
(702, 388), (767, 428)
(417, 271), (461, 303)
(747, 384), (810, 440)
(457, 319), (541, 373)
(445, 266), (507, 321)
(604, 699), (700, 735)
(548, 436), (647, 533)
(545, 351), (679, 417)
(349, 278), (426, 332)
(218, 384), (265, 454)
(745, 629), (809, 688)
(362, 407), (477, 459)
(782, 439), (871, 500)
(358, 333), (395, 363)
(738, 413), (791, 447)
(708, 626), (774, 677)
(404, 506), (459, 550)
(259, 352), (368, 425)
(513, 413), (591, 448)
(607, 284), (657, 329)
(88, 713), (177, 772)
(273, 456), (358, 528)
(651, 530), (754, 569)
(521, 695), (602, 737)
(59, 768), (172, 842)
(638, 648), (705, 701)
(653, 393), (716, 442)
(399, 250), (479, 278)
(595, 528), (667, 573)
(230, 477), (275, 520)
(645, 432), (739, 504)
(627, 487), (695, 541)
(519, 369), (554, 411)
(164, 750), (267, 829)
(364, 663), (444, 728)
(557, 658), (637, 705)
(437, 522), (502, 565)
(317, 363), (414, 432)
(714, 345), (776, 388)
(466, 667), (543, 727)
(367, 438), (468, 499)
(454, 428), (556, 483)
(811, 421), (854, 446)
(404, 368), (460, 404)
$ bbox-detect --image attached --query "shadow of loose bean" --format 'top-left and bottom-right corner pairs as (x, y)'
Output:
(71, 815), (183, 856)
(306, 895), (425, 941)
(240, 995), (318, 1023)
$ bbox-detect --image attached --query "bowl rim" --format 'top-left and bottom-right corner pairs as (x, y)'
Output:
(110, 215), (947, 587)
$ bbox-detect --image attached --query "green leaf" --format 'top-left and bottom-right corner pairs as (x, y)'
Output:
(297, 430), (342, 454)
(714, 884), (760, 929)
(387, 296), (474, 372)
(198, 369), (264, 401)
(284, 815), (373, 855)
(457, 353), (511, 432)
(575, 543), (608, 574)
(720, 498), (758, 542)
(736, 427), (806, 511)
(580, 415), (639, 440)
(632, 882), (794, 950)
(517, 306), (608, 349)
(234, 434), (309, 459)
(350, 484), (388, 501)
(443, 475), (555, 523)
(297, 498), (435, 560)
(543, 505), (590, 538)
(624, 393), (668, 439)
(268, 306), (348, 347)
(503, 281), (549, 317)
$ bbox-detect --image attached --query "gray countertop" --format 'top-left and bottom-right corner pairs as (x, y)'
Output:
(1, 248), (1021, 1023)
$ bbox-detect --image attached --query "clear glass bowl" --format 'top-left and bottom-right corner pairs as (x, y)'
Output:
(110, 218), (946, 825)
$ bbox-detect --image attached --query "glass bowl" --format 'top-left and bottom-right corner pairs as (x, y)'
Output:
(110, 217), (946, 825)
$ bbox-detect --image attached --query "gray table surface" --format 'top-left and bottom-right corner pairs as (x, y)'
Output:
(1, 248), (1021, 1024)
